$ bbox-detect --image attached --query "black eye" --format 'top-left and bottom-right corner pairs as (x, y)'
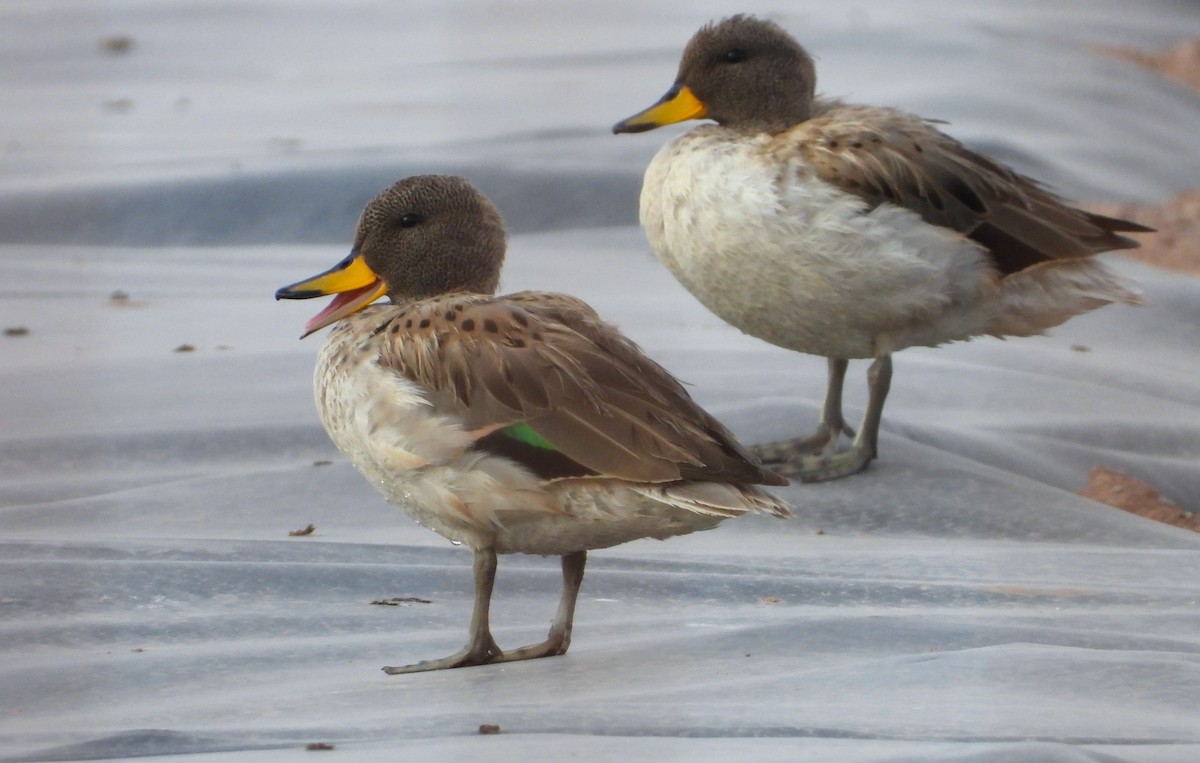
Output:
(724, 48), (747, 63)
(397, 212), (423, 228)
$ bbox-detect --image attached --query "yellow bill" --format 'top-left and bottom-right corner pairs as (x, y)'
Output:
(275, 251), (388, 338)
(612, 85), (708, 134)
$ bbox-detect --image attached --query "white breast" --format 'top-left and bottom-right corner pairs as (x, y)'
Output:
(639, 127), (1001, 358)
(314, 319), (494, 546)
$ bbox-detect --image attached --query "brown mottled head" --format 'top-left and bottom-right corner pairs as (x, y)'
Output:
(276, 175), (508, 337)
(614, 15), (817, 136)
(681, 16), (816, 132)
(356, 175), (507, 302)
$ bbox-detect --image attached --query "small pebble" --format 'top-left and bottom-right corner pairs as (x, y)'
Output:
(101, 98), (134, 114)
(100, 35), (134, 54)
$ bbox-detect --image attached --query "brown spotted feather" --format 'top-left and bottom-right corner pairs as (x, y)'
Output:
(373, 294), (786, 487)
(795, 105), (1152, 275)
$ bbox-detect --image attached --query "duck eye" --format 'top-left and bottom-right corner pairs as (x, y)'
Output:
(724, 48), (747, 63)
(397, 212), (424, 228)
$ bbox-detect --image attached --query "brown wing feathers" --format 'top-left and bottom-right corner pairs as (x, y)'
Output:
(800, 106), (1152, 275)
(511, 292), (787, 486)
(377, 294), (784, 487)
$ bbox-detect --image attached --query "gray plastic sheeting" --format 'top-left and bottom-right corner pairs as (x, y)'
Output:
(1, 1), (1198, 761)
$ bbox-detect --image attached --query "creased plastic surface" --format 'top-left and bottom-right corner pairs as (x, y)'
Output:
(1, 2), (1198, 761)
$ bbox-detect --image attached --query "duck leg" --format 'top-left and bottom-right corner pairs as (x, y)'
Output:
(382, 549), (587, 674)
(753, 355), (892, 483)
(854, 354), (892, 464)
(498, 550), (587, 662)
(751, 357), (854, 460)
(382, 547), (503, 674)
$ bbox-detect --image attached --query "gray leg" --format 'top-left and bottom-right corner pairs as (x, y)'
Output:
(500, 550), (587, 661)
(382, 549), (587, 675)
(816, 357), (856, 444)
(382, 547), (503, 674)
(854, 355), (892, 461)
(751, 358), (855, 464)
(753, 355), (891, 483)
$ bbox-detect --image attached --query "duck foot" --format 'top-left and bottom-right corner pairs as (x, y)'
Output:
(768, 442), (874, 483)
(382, 632), (503, 674)
(380, 629), (574, 674)
(382, 549), (586, 674)
(749, 421), (854, 464)
(750, 357), (855, 466)
(752, 355), (891, 483)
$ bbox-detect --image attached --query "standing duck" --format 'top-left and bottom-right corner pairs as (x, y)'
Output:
(613, 15), (1148, 482)
(275, 175), (790, 674)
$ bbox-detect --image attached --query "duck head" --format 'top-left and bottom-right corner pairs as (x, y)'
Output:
(613, 15), (817, 136)
(276, 175), (507, 338)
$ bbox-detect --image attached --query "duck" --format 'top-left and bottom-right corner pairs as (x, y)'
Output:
(275, 174), (791, 674)
(613, 14), (1149, 482)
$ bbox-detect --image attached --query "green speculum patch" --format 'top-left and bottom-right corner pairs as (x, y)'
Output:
(503, 422), (558, 451)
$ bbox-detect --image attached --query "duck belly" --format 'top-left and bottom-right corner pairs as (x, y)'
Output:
(639, 129), (1000, 358)
(312, 319), (731, 556)
(491, 484), (726, 556)
(314, 322), (496, 548)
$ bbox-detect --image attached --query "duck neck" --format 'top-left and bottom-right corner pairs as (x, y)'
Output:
(722, 87), (814, 136)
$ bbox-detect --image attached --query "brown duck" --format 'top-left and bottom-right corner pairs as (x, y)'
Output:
(614, 15), (1149, 482)
(276, 174), (790, 674)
